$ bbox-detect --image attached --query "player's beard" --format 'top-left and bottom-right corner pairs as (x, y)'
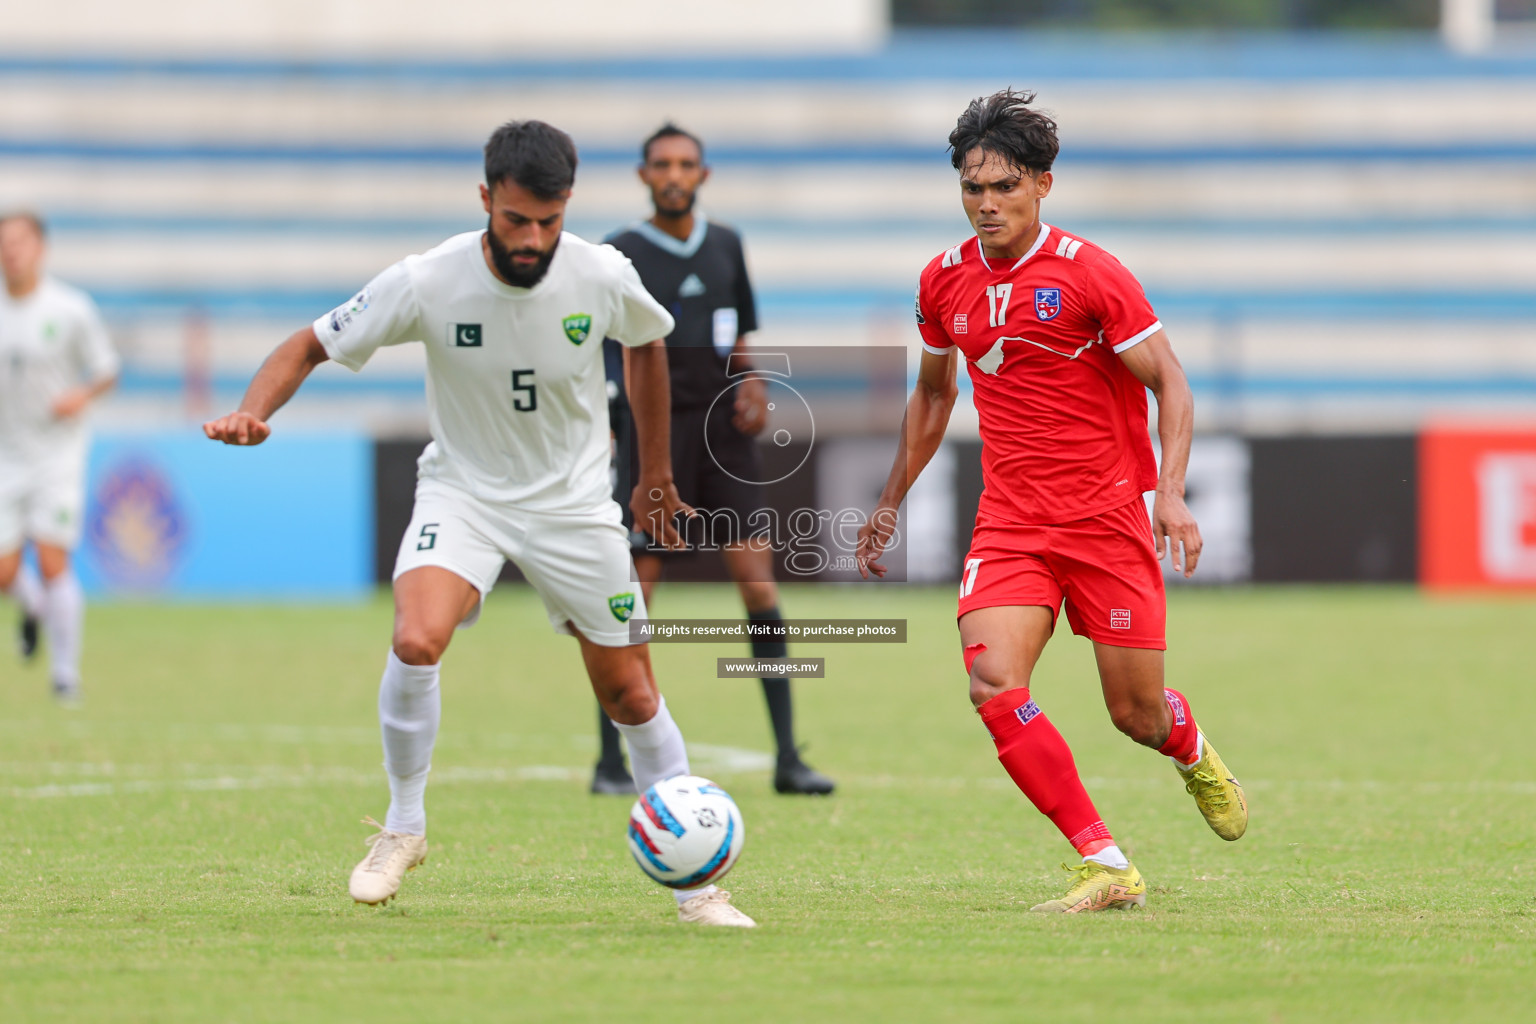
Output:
(485, 221), (559, 288)
(653, 185), (697, 220)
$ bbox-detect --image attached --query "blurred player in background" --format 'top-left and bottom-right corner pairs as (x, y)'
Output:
(0, 212), (119, 703)
(205, 121), (755, 927)
(858, 90), (1247, 913)
(592, 124), (834, 797)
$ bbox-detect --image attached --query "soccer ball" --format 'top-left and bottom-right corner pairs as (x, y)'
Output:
(627, 775), (745, 888)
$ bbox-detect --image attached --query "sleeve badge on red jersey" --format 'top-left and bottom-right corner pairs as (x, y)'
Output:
(1034, 288), (1061, 321)
(953, 313), (968, 334)
(913, 288), (925, 325)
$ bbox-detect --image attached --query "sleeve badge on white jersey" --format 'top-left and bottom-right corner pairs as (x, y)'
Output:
(328, 288), (371, 334)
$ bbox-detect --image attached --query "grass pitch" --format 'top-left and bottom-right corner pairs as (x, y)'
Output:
(2, 584), (1534, 1022)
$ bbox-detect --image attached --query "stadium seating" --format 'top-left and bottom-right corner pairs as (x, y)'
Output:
(2, 32), (1534, 434)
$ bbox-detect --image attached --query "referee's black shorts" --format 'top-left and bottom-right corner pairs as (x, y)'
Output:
(617, 401), (768, 555)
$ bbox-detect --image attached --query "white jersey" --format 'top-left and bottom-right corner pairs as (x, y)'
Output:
(314, 231), (674, 512)
(0, 276), (119, 467)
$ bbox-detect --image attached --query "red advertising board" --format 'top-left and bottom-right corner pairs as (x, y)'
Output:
(1420, 425), (1536, 589)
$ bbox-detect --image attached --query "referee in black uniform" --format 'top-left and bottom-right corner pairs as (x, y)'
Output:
(591, 123), (834, 796)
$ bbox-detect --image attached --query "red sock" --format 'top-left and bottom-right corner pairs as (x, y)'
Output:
(978, 687), (1115, 858)
(1158, 687), (1200, 764)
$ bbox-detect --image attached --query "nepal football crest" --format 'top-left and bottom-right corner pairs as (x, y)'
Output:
(1034, 288), (1062, 321)
(563, 313), (593, 345)
(608, 592), (637, 622)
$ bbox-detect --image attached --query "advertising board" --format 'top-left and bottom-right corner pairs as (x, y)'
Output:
(1421, 426), (1536, 589)
(77, 431), (373, 599)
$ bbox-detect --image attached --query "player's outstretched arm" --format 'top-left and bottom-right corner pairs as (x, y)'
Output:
(856, 348), (959, 578)
(50, 373), (118, 420)
(624, 340), (695, 548)
(203, 327), (330, 446)
(1118, 329), (1202, 577)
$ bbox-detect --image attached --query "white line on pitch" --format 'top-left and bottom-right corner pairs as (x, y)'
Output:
(1, 741), (773, 799)
(4, 765), (585, 800)
(0, 722), (777, 769)
(8, 762), (1536, 801)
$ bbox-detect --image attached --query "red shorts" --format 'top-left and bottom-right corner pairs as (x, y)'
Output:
(957, 498), (1166, 650)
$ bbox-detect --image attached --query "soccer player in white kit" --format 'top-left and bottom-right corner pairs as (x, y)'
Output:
(203, 121), (755, 927)
(0, 212), (120, 702)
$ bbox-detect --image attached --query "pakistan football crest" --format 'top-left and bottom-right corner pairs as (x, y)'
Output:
(562, 313), (593, 346)
(608, 592), (636, 623)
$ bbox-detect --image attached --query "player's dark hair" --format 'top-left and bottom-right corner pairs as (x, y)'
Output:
(948, 89), (1059, 176)
(641, 122), (705, 164)
(484, 120), (578, 200)
(0, 210), (47, 238)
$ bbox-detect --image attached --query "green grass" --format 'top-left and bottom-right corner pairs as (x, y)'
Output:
(2, 584), (1535, 1022)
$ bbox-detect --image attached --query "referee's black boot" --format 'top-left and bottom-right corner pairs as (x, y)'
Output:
(590, 758), (636, 796)
(774, 751), (835, 796)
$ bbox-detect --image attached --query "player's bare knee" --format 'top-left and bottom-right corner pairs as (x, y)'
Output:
(967, 677), (994, 707)
(606, 678), (659, 726)
(966, 643), (1028, 707)
(34, 544), (70, 579)
(392, 627), (449, 666)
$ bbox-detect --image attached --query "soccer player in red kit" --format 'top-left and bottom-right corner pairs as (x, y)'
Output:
(857, 89), (1247, 913)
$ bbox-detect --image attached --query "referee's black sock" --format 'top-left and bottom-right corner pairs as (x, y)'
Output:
(748, 607), (797, 759)
(596, 704), (626, 769)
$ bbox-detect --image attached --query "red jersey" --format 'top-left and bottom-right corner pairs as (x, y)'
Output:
(916, 225), (1162, 526)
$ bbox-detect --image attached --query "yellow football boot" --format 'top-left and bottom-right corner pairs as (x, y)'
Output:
(1176, 734), (1248, 841)
(1030, 860), (1147, 913)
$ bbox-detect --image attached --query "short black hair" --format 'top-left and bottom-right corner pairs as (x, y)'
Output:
(641, 122), (705, 164)
(484, 120), (578, 200)
(0, 210), (47, 238)
(949, 89), (1059, 176)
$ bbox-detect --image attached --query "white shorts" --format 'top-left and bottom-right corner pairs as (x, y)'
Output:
(393, 479), (647, 647)
(0, 460), (85, 553)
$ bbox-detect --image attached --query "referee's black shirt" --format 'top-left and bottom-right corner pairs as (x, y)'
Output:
(605, 218), (758, 412)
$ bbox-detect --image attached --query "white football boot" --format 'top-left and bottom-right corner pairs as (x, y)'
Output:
(349, 816), (428, 905)
(676, 889), (756, 927)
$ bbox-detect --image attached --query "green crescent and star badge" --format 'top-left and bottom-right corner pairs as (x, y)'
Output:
(562, 313), (592, 346)
(608, 592), (636, 623)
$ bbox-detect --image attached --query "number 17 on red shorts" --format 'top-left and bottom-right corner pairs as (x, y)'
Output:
(957, 498), (1167, 651)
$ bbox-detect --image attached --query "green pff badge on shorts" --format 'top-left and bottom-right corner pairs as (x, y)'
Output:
(608, 592), (636, 623)
(562, 313), (592, 346)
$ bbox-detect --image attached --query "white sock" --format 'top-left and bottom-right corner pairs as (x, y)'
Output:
(1171, 731), (1205, 770)
(42, 572), (83, 689)
(3, 563), (45, 619)
(1084, 845), (1130, 871)
(613, 696), (689, 793)
(378, 650), (440, 836)
(614, 697), (699, 905)
(675, 884), (718, 906)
